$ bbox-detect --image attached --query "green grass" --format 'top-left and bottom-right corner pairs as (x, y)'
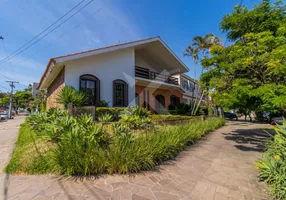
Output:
(6, 117), (225, 176)
(5, 123), (59, 174)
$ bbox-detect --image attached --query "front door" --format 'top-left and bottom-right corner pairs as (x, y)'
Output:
(155, 95), (165, 113)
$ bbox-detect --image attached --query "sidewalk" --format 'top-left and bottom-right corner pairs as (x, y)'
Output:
(1, 119), (270, 200)
(0, 116), (25, 200)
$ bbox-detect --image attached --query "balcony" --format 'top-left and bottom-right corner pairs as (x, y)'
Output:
(135, 66), (179, 85)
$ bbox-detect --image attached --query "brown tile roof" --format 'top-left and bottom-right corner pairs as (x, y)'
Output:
(38, 36), (160, 89)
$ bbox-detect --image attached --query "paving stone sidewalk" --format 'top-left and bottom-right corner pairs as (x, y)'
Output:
(1, 119), (271, 200)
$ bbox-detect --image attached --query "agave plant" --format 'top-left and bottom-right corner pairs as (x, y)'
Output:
(98, 113), (113, 122)
(58, 86), (86, 109)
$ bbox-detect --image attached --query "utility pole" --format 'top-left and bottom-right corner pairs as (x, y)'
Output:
(6, 81), (19, 118)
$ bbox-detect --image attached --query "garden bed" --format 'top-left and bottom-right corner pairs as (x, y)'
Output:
(6, 108), (225, 176)
(257, 121), (286, 199)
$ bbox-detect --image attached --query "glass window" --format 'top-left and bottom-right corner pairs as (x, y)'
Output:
(79, 75), (100, 106)
(113, 80), (128, 107)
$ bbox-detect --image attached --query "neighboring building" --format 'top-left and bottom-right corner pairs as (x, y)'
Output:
(31, 82), (40, 99)
(38, 37), (189, 113)
(173, 74), (204, 104)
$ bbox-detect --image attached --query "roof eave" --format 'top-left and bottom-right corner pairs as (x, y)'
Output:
(37, 59), (55, 89)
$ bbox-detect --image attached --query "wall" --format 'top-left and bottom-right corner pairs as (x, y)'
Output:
(135, 53), (158, 72)
(31, 82), (39, 99)
(135, 85), (182, 113)
(64, 48), (135, 107)
(46, 67), (65, 110)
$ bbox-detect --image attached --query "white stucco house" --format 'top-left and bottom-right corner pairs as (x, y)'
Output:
(173, 74), (204, 104)
(38, 37), (202, 112)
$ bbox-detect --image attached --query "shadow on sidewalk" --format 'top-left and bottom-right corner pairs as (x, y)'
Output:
(222, 128), (275, 152)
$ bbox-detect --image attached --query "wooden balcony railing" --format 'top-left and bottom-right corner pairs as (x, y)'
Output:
(135, 66), (179, 85)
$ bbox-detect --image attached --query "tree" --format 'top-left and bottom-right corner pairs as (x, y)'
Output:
(184, 33), (222, 115)
(0, 95), (9, 107)
(200, 0), (286, 117)
(13, 91), (33, 111)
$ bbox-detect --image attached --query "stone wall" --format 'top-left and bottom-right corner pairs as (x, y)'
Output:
(46, 67), (65, 110)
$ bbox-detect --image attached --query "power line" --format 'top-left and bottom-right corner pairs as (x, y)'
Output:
(0, 0), (87, 66)
(1, 38), (13, 70)
(0, 0), (95, 69)
(0, 4), (105, 72)
(0, 71), (13, 80)
(0, 85), (9, 91)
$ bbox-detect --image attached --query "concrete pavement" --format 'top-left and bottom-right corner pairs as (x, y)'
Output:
(1, 118), (271, 200)
(0, 116), (25, 200)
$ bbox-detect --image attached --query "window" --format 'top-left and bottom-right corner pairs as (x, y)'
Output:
(189, 82), (195, 92)
(155, 95), (165, 110)
(182, 79), (189, 91)
(135, 93), (140, 106)
(79, 74), (100, 106)
(113, 80), (128, 107)
(171, 95), (180, 106)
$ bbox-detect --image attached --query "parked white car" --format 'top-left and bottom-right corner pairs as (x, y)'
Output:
(0, 111), (9, 121)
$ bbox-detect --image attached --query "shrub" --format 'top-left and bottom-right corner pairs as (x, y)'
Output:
(71, 107), (94, 118)
(7, 109), (225, 176)
(106, 117), (225, 174)
(120, 115), (151, 129)
(95, 107), (125, 121)
(257, 121), (286, 199)
(168, 103), (192, 115)
(98, 113), (113, 122)
(58, 86), (85, 109)
(96, 100), (109, 107)
(120, 106), (151, 118)
(119, 106), (151, 129)
(55, 125), (107, 175)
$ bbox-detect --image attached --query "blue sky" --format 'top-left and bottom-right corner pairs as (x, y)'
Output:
(0, 0), (266, 92)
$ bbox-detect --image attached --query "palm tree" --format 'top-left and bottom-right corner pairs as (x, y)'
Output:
(184, 33), (223, 115)
(183, 46), (198, 80)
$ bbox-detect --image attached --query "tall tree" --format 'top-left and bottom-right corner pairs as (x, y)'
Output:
(184, 33), (222, 115)
(200, 0), (286, 117)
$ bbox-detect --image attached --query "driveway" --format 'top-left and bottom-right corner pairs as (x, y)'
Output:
(1, 119), (270, 200)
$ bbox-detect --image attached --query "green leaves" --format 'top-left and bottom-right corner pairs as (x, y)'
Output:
(257, 121), (286, 199)
(200, 0), (286, 114)
(58, 86), (86, 109)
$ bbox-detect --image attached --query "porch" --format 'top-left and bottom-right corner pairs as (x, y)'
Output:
(135, 85), (182, 113)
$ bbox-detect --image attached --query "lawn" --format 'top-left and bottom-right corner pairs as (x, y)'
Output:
(6, 107), (225, 176)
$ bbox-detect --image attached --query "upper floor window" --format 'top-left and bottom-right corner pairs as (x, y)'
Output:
(79, 74), (100, 106)
(182, 79), (189, 91)
(113, 80), (128, 107)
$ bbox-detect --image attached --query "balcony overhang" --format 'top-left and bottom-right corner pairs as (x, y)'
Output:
(135, 77), (185, 93)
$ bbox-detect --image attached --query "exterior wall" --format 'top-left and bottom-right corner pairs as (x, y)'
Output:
(174, 74), (203, 104)
(31, 82), (39, 99)
(135, 85), (182, 113)
(46, 67), (65, 110)
(64, 48), (135, 107)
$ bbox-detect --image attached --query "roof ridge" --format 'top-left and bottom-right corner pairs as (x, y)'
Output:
(53, 36), (160, 60)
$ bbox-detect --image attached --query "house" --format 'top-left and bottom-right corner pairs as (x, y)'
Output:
(31, 82), (40, 99)
(173, 74), (204, 104)
(38, 37), (190, 113)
